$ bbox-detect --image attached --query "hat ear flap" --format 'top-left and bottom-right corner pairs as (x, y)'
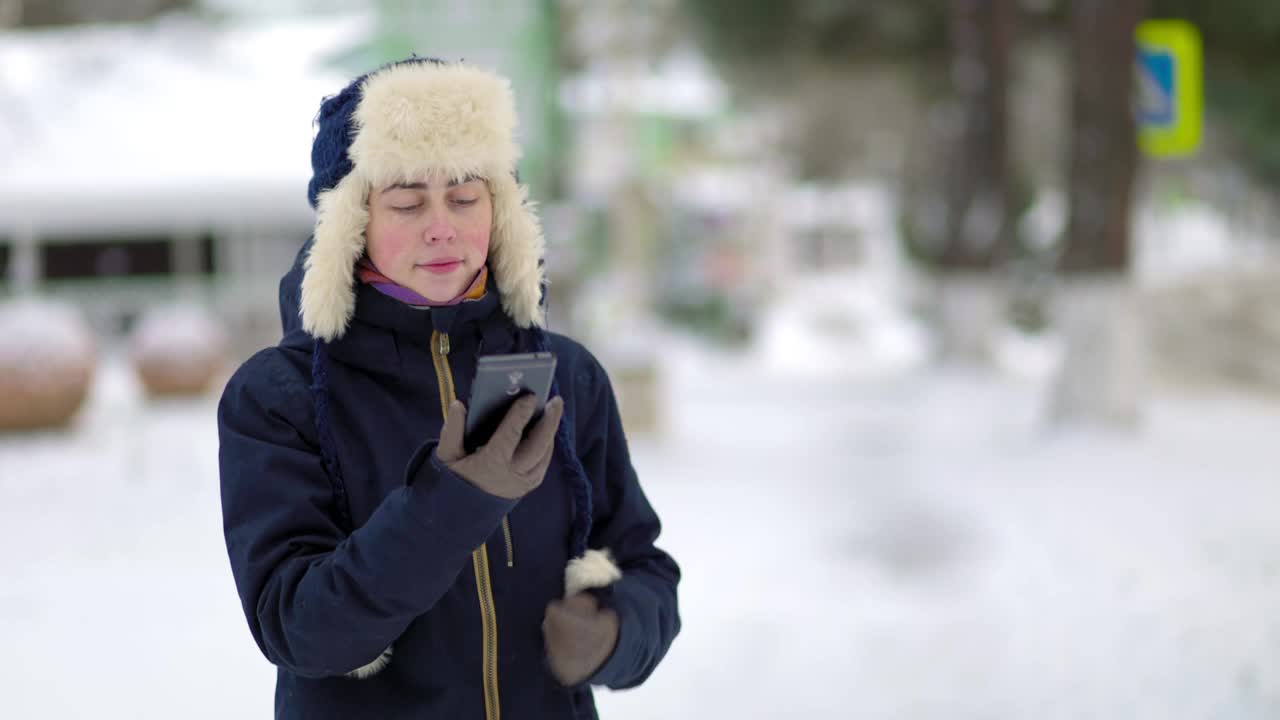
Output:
(302, 172), (369, 341)
(487, 174), (546, 329)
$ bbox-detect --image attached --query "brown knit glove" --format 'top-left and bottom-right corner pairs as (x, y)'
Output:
(436, 395), (564, 500)
(543, 592), (620, 686)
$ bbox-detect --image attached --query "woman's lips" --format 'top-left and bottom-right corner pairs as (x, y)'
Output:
(418, 260), (462, 275)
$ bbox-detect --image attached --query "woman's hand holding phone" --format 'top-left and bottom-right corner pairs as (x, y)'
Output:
(436, 394), (564, 500)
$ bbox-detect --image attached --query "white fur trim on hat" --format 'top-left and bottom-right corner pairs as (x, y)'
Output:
(301, 61), (546, 341)
(302, 173), (368, 341)
(350, 62), (519, 190)
(565, 548), (623, 597)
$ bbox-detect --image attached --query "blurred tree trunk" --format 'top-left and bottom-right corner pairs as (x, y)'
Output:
(1051, 0), (1148, 426)
(940, 0), (1016, 269)
(933, 0), (1017, 364)
(0, 0), (20, 27)
(1061, 0), (1144, 273)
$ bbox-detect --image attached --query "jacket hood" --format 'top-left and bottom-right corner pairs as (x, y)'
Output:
(279, 238), (311, 350)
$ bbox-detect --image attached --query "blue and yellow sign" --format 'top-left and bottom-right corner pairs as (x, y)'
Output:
(1136, 20), (1202, 158)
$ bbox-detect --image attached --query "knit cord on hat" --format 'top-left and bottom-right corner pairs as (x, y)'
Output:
(530, 326), (594, 561)
(311, 341), (354, 532)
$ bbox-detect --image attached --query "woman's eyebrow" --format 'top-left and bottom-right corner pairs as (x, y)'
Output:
(382, 182), (426, 194)
(382, 176), (481, 194)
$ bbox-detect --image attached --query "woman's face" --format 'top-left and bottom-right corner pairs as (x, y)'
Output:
(365, 171), (493, 302)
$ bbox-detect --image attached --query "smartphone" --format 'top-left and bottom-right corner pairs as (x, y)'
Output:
(464, 352), (558, 452)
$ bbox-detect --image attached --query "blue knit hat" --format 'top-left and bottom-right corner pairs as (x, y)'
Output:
(307, 57), (438, 209)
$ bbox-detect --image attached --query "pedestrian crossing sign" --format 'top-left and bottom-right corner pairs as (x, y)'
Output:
(1136, 20), (1202, 158)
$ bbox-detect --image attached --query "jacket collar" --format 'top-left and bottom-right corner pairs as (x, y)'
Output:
(322, 282), (520, 377)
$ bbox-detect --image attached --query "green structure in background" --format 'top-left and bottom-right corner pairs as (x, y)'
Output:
(1136, 19), (1203, 158)
(335, 0), (565, 202)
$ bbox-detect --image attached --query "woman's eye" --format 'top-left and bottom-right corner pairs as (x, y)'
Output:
(453, 197), (477, 207)
(391, 204), (421, 213)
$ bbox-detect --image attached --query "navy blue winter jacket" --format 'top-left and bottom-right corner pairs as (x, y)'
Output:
(218, 246), (681, 719)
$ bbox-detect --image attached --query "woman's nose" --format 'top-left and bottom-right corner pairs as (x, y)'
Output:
(422, 213), (456, 244)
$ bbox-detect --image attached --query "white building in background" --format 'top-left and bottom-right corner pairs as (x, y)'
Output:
(0, 11), (368, 336)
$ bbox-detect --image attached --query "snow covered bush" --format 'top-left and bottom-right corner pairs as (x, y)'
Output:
(755, 271), (929, 378)
(0, 299), (96, 431)
(1143, 265), (1280, 392)
(130, 303), (229, 397)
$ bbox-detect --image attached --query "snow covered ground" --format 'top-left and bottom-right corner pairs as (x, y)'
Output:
(2, 340), (1279, 718)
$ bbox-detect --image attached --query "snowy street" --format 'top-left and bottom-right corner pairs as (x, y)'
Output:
(4, 2), (1279, 718)
(2, 342), (1279, 718)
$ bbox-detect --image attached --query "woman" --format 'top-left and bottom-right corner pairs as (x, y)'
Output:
(218, 57), (681, 719)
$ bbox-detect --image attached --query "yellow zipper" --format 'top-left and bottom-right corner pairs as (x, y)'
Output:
(431, 331), (455, 407)
(473, 544), (500, 718)
(430, 330), (501, 720)
(502, 516), (514, 568)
